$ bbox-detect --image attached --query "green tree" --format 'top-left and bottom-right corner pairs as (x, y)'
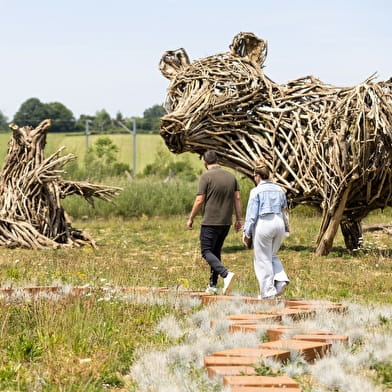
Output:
(143, 146), (197, 181)
(93, 137), (118, 164)
(13, 98), (50, 127)
(0, 111), (8, 131)
(84, 137), (130, 180)
(143, 104), (165, 119)
(115, 111), (124, 122)
(92, 109), (112, 133)
(142, 104), (165, 132)
(74, 114), (95, 133)
(46, 102), (76, 133)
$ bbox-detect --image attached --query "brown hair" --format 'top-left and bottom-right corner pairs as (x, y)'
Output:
(254, 163), (270, 180)
(203, 150), (218, 165)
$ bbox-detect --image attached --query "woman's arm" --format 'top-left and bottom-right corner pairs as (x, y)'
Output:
(243, 189), (259, 238)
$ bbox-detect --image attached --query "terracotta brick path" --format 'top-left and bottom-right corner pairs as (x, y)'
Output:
(0, 286), (348, 391)
(203, 294), (347, 391)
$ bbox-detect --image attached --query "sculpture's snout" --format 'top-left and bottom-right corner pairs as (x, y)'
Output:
(160, 115), (186, 153)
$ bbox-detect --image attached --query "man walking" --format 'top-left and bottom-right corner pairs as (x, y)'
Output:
(187, 150), (242, 295)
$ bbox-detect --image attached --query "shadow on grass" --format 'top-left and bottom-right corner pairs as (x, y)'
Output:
(349, 247), (392, 258)
(223, 245), (247, 253)
(224, 243), (392, 257)
(282, 244), (392, 258)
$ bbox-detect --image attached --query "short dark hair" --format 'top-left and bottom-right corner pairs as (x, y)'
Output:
(203, 150), (218, 165)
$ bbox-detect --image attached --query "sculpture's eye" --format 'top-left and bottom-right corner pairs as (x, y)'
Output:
(214, 82), (225, 95)
(174, 82), (186, 97)
(214, 81), (238, 97)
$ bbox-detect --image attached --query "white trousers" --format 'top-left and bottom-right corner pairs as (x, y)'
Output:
(253, 213), (289, 298)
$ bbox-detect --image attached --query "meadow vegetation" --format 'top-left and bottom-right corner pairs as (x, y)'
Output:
(0, 133), (391, 391)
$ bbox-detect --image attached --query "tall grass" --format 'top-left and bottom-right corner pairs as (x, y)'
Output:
(63, 179), (198, 218)
(0, 294), (189, 391)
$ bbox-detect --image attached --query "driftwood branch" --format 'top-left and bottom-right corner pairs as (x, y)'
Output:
(0, 120), (121, 249)
(363, 224), (392, 234)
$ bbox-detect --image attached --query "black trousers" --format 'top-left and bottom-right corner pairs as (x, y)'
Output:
(200, 225), (230, 286)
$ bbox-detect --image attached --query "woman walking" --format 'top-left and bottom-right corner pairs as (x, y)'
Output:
(242, 164), (289, 299)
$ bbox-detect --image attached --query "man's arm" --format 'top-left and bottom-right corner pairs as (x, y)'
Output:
(233, 190), (242, 232)
(187, 194), (205, 229)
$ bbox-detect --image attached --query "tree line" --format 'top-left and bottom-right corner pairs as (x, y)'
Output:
(0, 98), (165, 134)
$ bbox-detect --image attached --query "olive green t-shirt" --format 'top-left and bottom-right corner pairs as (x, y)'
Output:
(197, 166), (239, 225)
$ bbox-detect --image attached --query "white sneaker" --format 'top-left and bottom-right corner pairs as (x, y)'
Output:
(205, 285), (217, 295)
(222, 272), (235, 295)
(258, 294), (276, 300)
(276, 281), (288, 296)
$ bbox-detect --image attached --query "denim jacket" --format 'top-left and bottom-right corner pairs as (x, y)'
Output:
(243, 180), (287, 238)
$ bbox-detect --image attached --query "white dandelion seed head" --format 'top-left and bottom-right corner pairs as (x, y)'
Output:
(156, 315), (184, 340)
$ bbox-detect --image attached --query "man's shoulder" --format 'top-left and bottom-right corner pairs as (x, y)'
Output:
(200, 167), (238, 188)
(203, 166), (233, 177)
(216, 167), (236, 178)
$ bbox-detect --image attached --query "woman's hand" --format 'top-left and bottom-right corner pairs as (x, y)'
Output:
(242, 232), (252, 249)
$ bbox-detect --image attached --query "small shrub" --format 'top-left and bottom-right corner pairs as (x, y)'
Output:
(371, 358), (392, 387)
(142, 146), (199, 181)
(253, 360), (283, 376)
(8, 335), (43, 362)
(63, 137), (131, 181)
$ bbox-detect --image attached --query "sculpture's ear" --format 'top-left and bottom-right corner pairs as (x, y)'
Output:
(230, 32), (268, 65)
(159, 48), (191, 79)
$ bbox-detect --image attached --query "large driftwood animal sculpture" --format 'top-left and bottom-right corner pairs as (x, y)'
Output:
(0, 119), (120, 249)
(159, 32), (392, 256)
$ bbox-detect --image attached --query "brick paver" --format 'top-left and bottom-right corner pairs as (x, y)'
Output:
(292, 334), (349, 344)
(204, 355), (276, 367)
(206, 365), (256, 378)
(229, 323), (283, 333)
(210, 347), (290, 361)
(284, 299), (348, 313)
(226, 313), (282, 322)
(266, 326), (332, 341)
(257, 307), (316, 320)
(229, 387), (302, 392)
(223, 375), (299, 388)
(259, 339), (331, 362)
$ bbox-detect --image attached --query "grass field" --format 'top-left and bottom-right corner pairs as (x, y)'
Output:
(0, 210), (392, 391)
(2, 208), (391, 302)
(0, 132), (204, 174)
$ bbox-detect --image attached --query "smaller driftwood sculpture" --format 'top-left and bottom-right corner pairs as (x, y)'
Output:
(0, 119), (120, 249)
(159, 32), (392, 256)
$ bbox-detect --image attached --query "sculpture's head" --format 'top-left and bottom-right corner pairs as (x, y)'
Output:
(159, 32), (268, 154)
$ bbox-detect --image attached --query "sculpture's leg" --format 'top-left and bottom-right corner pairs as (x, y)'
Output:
(340, 219), (363, 250)
(315, 185), (352, 256)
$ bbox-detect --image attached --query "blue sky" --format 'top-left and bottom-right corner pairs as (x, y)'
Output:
(0, 0), (390, 119)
